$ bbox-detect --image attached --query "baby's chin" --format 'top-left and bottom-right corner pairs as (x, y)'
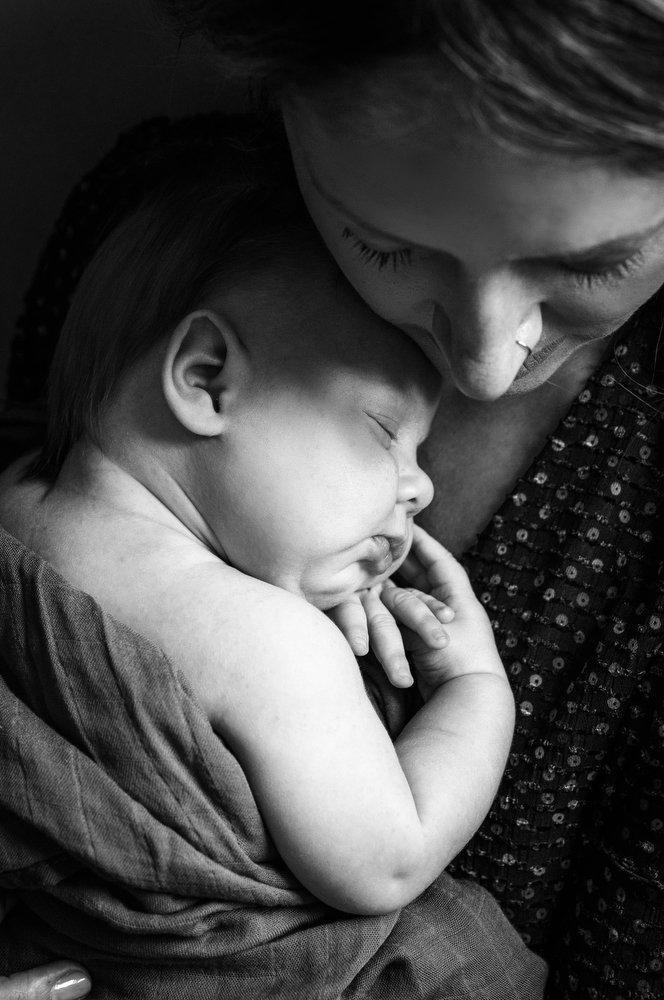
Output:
(304, 581), (373, 612)
(303, 560), (406, 611)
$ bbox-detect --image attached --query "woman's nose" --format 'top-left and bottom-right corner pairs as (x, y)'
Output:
(433, 269), (542, 400)
(398, 461), (434, 516)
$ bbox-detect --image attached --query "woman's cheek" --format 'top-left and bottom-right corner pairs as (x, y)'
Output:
(336, 250), (430, 330)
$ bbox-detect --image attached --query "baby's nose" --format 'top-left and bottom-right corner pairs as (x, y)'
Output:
(398, 463), (434, 516)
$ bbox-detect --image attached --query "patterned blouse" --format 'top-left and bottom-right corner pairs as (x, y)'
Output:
(456, 293), (664, 999)
(3, 114), (663, 999)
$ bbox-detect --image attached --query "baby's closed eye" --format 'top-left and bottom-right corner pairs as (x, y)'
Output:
(366, 412), (398, 447)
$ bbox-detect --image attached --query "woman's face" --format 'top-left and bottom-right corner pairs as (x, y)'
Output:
(284, 97), (664, 401)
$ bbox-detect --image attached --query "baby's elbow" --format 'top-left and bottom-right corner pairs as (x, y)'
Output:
(356, 881), (422, 916)
(325, 860), (434, 916)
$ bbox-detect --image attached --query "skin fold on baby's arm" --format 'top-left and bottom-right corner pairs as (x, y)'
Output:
(178, 525), (514, 917)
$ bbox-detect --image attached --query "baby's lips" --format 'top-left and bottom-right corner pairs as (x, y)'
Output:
(360, 533), (410, 582)
(388, 535), (410, 562)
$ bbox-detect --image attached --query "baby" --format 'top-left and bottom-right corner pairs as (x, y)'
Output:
(0, 128), (547, 998)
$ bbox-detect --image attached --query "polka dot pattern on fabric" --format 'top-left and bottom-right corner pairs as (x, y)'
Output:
(454, 298), (664, 999)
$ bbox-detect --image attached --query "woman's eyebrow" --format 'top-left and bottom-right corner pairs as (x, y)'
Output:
(307, 159), (664, 259)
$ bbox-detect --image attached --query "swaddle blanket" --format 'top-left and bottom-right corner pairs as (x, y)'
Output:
(0, 525), (546, 999)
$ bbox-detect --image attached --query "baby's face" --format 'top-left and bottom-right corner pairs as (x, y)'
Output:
(218, 266), (441, 608)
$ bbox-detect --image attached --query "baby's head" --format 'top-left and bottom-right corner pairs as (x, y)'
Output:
(37, 129), (440, 607)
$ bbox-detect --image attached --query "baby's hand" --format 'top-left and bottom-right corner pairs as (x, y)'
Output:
(393, 525), (504, 699)
(329, 526), (501, 694)
(358, 581), (455, 688)
(327, 552), (456, 689)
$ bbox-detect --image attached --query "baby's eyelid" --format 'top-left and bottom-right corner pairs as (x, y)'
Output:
(367, 413), (397, 443)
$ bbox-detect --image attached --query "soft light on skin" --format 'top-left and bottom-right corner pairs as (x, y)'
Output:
(217, 360), (437, 608)
(159, 246), (441, 609)
(283, 91), (664, 402)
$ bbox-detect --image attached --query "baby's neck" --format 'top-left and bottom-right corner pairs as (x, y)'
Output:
(0, 439), (228, 573)
(68, 440), (230, 556)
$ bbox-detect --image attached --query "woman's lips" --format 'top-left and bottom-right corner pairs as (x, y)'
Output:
(514, 337), (565, 377)
(403, 320), (567, 385)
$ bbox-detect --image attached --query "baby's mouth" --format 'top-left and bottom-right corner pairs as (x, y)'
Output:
(387, 536), (410, 562)
(366, 535), (409, 575)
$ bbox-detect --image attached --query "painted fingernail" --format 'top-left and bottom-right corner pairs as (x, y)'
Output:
(52, 971), (91, 999)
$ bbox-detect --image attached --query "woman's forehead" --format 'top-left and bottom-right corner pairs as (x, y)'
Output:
(286, 101), (664, 262)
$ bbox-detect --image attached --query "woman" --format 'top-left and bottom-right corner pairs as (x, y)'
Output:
(6, 1), (664, 997)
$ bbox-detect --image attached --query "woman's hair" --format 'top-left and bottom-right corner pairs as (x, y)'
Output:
(30, 117), (306, 482)
(157, 0), (664, 169)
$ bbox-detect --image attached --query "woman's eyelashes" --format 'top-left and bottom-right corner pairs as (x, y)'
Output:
(559, 248), (647, 289)
(342, 227), (412, 271)
(342, 225), (649, 290)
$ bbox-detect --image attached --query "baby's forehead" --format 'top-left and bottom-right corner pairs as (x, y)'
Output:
(341, 359), (438, 418)
(292, 341), (440, 438)
(222, 232), (440, 411)
(269, 293), (439, 427)
(319, 312), (440, 416)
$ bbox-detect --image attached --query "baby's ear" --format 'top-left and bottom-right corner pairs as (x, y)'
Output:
(162, 310), (250, 436)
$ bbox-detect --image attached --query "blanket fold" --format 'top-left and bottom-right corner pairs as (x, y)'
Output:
(0, 526), (546, 999)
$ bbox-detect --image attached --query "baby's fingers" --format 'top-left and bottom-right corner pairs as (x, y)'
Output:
(327, 596), (369, 657)
(408, 525), (474, 601)
(380, 585), (454, 653)
(360, 586), (413, 688)
(396, 551), (430, 592)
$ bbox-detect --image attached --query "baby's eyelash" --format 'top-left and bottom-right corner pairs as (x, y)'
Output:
(374, 417), (396, 441)
(563, 248), (646, 288)
(366, 412), (398, 447)
(341, 227), (412, 271)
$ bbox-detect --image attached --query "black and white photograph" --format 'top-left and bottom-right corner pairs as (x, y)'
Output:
(0, 3), (662, 998)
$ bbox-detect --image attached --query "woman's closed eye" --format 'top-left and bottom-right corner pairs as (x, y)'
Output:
(559, 247), (646, 289)
(343, 223), (651, 296)
(342, 227), (412, 271)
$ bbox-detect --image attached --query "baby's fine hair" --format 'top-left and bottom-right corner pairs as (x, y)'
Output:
(31, 116), (307, 481)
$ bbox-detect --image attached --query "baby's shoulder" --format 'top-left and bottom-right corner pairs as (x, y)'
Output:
(150, 560), (359, 727)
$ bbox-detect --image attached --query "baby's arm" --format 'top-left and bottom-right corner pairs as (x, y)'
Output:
(191, 534), (512, 917)
(382, 526), (514, 855)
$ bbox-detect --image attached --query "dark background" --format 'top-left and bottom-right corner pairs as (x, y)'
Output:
(0, 0), (244, 400)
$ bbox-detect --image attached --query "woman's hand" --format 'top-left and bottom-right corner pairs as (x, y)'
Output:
(0, 896), (91, 1000)
(0, 962), (92, 1000)
(0, 965), (91, 1000)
